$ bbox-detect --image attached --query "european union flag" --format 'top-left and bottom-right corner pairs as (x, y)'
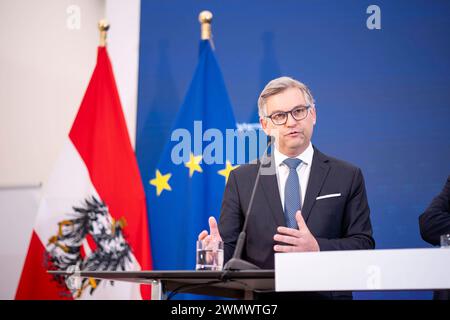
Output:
(145, 40), (237, 297)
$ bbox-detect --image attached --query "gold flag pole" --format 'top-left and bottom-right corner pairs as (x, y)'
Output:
(198, 10), (212, 40)
(98, 19), (110, 47)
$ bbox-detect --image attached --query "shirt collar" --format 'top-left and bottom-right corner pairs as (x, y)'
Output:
(274, 142), (314, 168)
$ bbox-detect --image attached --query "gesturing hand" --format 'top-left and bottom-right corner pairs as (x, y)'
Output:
(198, 216), (222, 243)
(273, 211), (320, 252)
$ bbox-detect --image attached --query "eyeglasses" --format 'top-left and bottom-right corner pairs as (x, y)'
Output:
(265, 105), (311, 125)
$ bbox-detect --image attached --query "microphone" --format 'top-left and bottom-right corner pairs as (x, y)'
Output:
(223, 136), (275, 271)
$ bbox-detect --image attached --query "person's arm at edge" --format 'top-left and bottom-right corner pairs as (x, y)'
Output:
(419, 176), (450, 246)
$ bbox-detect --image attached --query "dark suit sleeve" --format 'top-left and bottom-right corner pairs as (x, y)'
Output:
(316, 168), (375, 251)
(419, 176), (450, 246)
(218, 170), (244, 263)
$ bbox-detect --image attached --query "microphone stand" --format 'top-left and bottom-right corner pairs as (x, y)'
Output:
(223, 137), (274, 271)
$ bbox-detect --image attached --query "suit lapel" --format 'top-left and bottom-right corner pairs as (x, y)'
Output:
(302, 147), (330, 222)
(259, 156), (286, 227)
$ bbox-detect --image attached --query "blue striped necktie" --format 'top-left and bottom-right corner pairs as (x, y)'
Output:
(283, 158), (302, 228)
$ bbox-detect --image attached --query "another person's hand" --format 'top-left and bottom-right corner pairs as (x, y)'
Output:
(198, 216), (222, 244)
(273, 211), (320, 252)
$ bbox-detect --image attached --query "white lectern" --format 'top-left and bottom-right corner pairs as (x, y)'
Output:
(275, 248), (450, 292)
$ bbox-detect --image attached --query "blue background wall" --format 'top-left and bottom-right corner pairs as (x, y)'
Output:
(136, 0), (450, 299)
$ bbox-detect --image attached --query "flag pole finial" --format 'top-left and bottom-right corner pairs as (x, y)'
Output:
(98, 19), (110, 47)
(198, 11), (213, 40)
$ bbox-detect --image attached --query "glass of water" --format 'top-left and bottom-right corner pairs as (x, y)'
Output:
(196, 239), (224, 271)
(440, 234), (450, 248)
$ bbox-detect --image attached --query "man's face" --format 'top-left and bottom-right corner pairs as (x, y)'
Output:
(260, 87), (316, 157)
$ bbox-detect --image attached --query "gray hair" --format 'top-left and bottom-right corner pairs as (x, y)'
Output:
(257, 76), (315, 117)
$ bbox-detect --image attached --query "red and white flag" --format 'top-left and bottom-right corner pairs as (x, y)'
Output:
(15, 47), (152, 300)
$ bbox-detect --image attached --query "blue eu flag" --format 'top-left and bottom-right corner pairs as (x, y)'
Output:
(145, 41), (237, 297)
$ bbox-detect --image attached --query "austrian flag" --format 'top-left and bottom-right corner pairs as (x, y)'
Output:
(15, 47), (152, 300)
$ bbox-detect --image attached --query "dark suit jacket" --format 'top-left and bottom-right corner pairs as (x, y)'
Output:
(419, 176), (450, 300)
(218, 146), (375, 299)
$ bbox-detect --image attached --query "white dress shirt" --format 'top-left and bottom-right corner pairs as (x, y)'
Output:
(274, 142), (314, 211)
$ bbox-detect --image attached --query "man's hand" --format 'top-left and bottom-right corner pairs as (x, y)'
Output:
(273, 211), (320, 252)
(198, 216), (222, 243)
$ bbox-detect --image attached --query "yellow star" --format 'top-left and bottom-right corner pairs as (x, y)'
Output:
(218, 160), (239, 184)
(149, 170), (172, 196)
(184, 153), (203, 177)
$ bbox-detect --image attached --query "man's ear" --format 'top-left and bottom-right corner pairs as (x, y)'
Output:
(260, 117), (271, 136)
(311, 106), (317, 125)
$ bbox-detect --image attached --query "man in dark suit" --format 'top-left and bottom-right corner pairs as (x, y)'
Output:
(419, 176), (450, 300)
(198, 76), (375, 299)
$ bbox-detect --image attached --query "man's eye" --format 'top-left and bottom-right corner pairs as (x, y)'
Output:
(292, 108), (305, 116)
(272, 113), (286, 121)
